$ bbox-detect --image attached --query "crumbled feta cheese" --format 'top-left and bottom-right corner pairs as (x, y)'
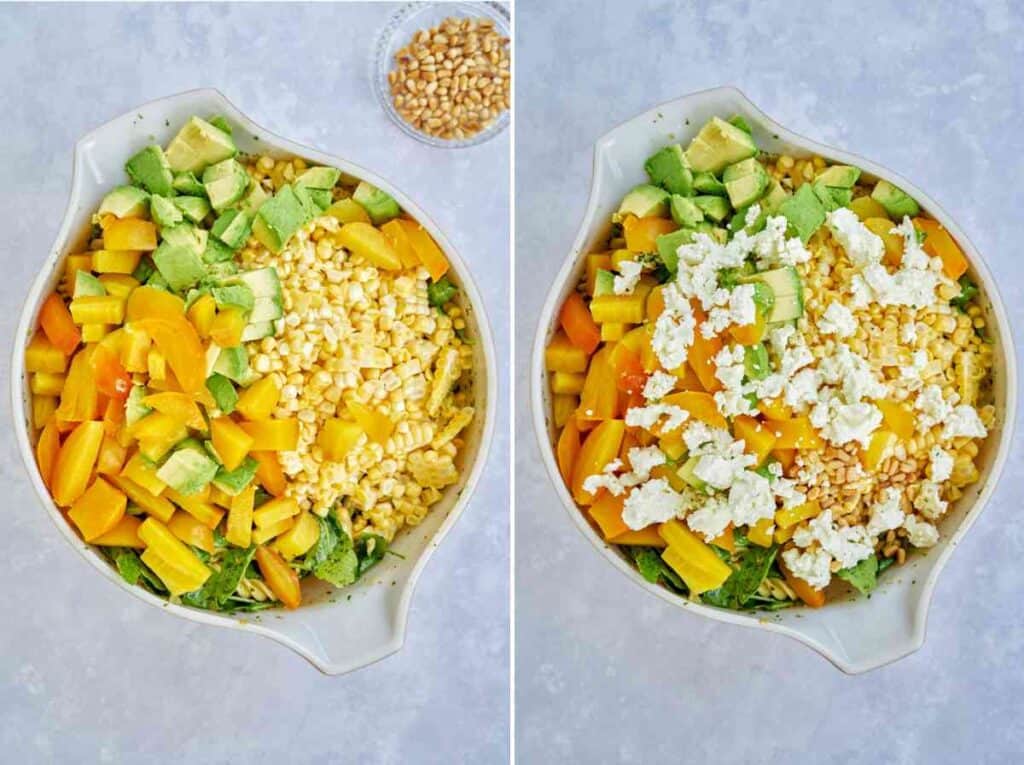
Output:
(694, 453), (749, 491)
(818, 301), (857, 338)
(781, 547), (832, 590)
(622, 478), (686, 530)
(751, 215), (811, 268)
(744, 204), (762, 228)
(793, 509), (875, 569)
(642, 370), (677, 401)
(627, 446), (666, 479)
(865, 487), (906, 536)
(915, 385), (955, 431)
(727, 470), (777, 527)
(891, 216), (930, 270)
(899, 349), (929, 390)
(913, 481), (948, 520)
(818, 344), (887, 404)
(582, 459), (626, 496)
(682, 421), (734, 455)
(903, 514), (940, 548)
(811, 394), (882, 447)
(625, 403), (689, 432)
(784, 367), (823, 411)
(651, 283), (696, 370)
(583, 447), (666, 499)
(942, 404), (987, 440)
(861, 261), (940, 309)
(712, 345), (756, 417)
(612, 260), (643, 295)
(827, 208), (885, 267)
(929, 446), (954, 482)
(686, 495), (733, 541)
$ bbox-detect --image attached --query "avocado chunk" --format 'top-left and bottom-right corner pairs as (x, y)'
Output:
(593, 269), (615, 297)
(728, 114), (753, 134)
(210, 209), (252, 250)
(669, 195), (704, 227)
(203, 158), (250, 212)
(205, 373), (237, 414)
(811, 180), (843, 212)
(152, 242), (207, 291)
(213, 346), (249, 383)
(693, 195), (731, 223)
(307, 188), (333, 211)
(722, 157), (769, 209)
(817, 164), (861, 188)
(99, 186), (150, 219)
(212, 456), (259, 496)
(871, 179), (919, 218)
(203, 238), (236, 264)
(353, 181), (400, 224)
(692, 171), (728, 197)
(241, 321), (277, 342)
(172, 171), (207, 197)
(617, 184), (670, 219)
(207, 115), (233, 135)
(125, 385), (151, 426)
(762, 178), (790, 213)
(74, 271), (106, 298)
(249, 296), (284, 323)
(125, 145), (174, 197)
(233, 267), (282, 300)
(161, 223), (208, 257)
(744, 266), (804, 323)
(729, 204), (767, 235)
(165, 116), (238, 174)
(293, 184), (324, 220)
(295, 166), (341, 190)
(778, 184), (826, 243)
(644, 144), (693, 196)
(252, 185), (307, 252)
(684, 117), (758, 174)
(238, 183), (270, 215)
(173, 195), (211, 224)
(211, 284), (255, 312)
(150, 195), (184, 228)
(830, 187), (853, 207)
(677, 455), (709, 493)
(156, 448), (219, 496)
(743, 343), (771, 381)
(655, 227), (703, 274)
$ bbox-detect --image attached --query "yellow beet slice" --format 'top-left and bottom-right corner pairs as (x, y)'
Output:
(68, 477), (127, 541)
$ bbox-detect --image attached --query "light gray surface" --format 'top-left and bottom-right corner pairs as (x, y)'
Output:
(516, 1), (1024, 762)
(0, 4), (508, 764)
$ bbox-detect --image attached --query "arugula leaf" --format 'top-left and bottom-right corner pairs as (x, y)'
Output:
(355, 534), (389, 577)
(182, 545), (258, 611)
(836, 554), (879, 595)
(427, 277), (457, 309)
(702, 544), (777, 609)
(950, 276), (978, 312)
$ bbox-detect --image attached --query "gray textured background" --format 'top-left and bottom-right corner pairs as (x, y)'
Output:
(516, 1), (1024, 763)
(0, 3), (509, 764)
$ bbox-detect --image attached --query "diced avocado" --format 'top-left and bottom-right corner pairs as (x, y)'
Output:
(125, 145), (174, 197)
(125, 385), (151, 426)
(202, 158), (249, 211)
(172, 171), (207, 197)
(173, 195), (211, 224)
(778, 184), (826, 243)
(213, 346), (249, 383)
(750, 280), (775, 318)
(207, 115), (232, 135)
(205, 261), (239, 281)
(728, 114), (753, 134)
(684, 117), (758, 174)
(656, 228), (700, 274)
(205, 373), (237, 414)
(165, 116), (238, 174)
(99, 186), (150, 219)
(212, 456), (259, 496)
(234, 266), (282, 300)
(74, 271), (106, 298)
(816, 165), (861, 188)
(830, 187), (853, 207)
(307, 188), (333, 211)
(617, 184), (670, 219)
(718, 262), (756, 288)
(203, 238), (235, 264)
(293, 184), (323, 221)
(152, 243), (207, 291)
(132, 257), (155, 283)
(762, 179), (790, 213)
(743, 343), (771, 381)
(146, 270), (170, 290)
(184, 288), (209, 311)
(722, 157), (769, 209)
(593, 269), (615, 297)
(238, 183), (269, 215)
(353, 181), (400, 225)
(669, 195), (704, 227)
(644, 144), (693, 196)
(295, 166), (341, 190)
(745, 266), (804, 323)
(811, 180), (841, 212)
(693, 195), (731, 223)
(729, 204), (767, 235)
(677, 455), (709, 493)
(161, 223), (208, 257)
(156, 448), (219, 496)
(871, 180), (919, 218)
(241, 321), (277, 342)
(210, 209), (252, 250)
(692, 171), (728, 197)
(249, 295), (284, 323)
(150, 195), (183, 228)
(211, 284), (255, 312)
(252, 185), (306, 252)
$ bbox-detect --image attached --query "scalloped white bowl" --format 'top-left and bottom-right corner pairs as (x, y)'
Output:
(531, 87), (1016, 674)
(12, 89), (496, 675)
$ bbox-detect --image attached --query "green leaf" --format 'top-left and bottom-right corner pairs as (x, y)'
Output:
(837, 554), (880, 595)
(299, 515), (341, 573)
(206, 373), (238, 413)
(427, 276), (457, 309)
(355, 534), (388, 577)
(877, 555), (896, 575)
(181, 545), (258, 611)
(313, 533), (359, 588)
(950, 276), (978, 312)
(702, 544), (777, 609)
(111, 548), (166, 593)
(628, 546), (686, 593)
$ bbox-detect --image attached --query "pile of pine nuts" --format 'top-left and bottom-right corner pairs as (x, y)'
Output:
(388, 16), (511, 141)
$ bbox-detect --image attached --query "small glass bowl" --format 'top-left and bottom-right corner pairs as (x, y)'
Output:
(373, 1), (511, 149)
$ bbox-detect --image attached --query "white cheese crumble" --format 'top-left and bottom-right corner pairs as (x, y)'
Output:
(582, 446), (666, 499)
(686, 496), (733, 541)
(865, 487), (906, 536)
(612, 259), (643, 295)
(622, 478), (686, 530)
(903, 514), (940, 548)
(810, 393), (882, 448)
(750, 215), (812, 268)
(682, 421), (734, 455)
(627, 445), (666, 479)
(827, 208), (885, 267)
(651, 283), (696, 370)
(818, 301), (857, 338)
(642, 370), (677, 401)
(913, 481), (948, 520)
(817, 344), (888, 404)
(792, 508), (875, 570)
(941, 405), (988, 440)
(929, 446), (954, 482)
(915, 384), (954, 431)
(693, 452), (754, 491)
(624, 403), (689, 432)
(744, 203), (762, 228)
(899, 349), (929, 390)
(781, 547), (832, 590)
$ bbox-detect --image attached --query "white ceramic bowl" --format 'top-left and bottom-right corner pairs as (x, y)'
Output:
(531, 87), (1016, 674)
(12, 88), (497, 675)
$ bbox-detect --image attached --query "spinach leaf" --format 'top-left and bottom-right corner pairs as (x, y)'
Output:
(950, 276), (978, 312)
(182, 545), (258, 611)
(836, 554), (879, 596)
(313, 533), (359, 588)
(702, 544), (777, 609)
(877, 555), (896, 575)
(355, 534), (389, 577)
(628, 547), (686, 593)
(427, 277), (457, 309)
(299, 515), (341, 573)
(111, 548), (166, 594)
